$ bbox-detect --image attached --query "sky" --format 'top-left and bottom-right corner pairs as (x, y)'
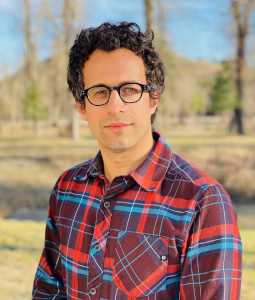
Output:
(0, 0), (253, 77)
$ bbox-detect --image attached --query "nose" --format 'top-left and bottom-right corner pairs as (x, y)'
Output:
(106, 90), (126, 114)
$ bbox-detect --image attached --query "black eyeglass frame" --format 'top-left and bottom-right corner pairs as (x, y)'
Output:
(81, 82), (151, 106)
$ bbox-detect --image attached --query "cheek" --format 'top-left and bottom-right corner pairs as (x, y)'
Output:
(87, 118), (99, 138)
(133, 103), (153, 123)
(86, 110), (101, 132)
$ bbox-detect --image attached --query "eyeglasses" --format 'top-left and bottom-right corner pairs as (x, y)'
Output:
(82, 82), (151, 106)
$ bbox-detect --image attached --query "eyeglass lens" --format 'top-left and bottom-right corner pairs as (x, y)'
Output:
(87, 83), (143, 105)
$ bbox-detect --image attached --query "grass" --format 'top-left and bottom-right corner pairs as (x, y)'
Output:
(0, 218), (254, 299)
(241, 230), (255, 299)
(0, 219), (45, 300)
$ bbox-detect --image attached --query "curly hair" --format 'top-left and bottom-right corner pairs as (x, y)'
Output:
(67, 22), (164, 123)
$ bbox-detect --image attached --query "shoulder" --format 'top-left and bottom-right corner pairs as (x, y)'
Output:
(56, 157), (95, 186)
(163, 151), (231, 205)
(169, 152), (219, 191)
(166, 153), (237, 225)
(154, 132), (227, 199)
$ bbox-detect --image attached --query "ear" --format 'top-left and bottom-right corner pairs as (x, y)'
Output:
(150, 97), (159, 115)
(76, 101), (87, 121)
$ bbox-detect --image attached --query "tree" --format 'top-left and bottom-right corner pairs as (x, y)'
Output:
(23, 81), (48, 135)
(23, 0), (36, 82)
(143, 0), (176, 128)
(38, 0), (82, 138)
(38, 0), (68, 123)
(209, 61), (237, 115)
(144, 0), (153, 31)
(62, 0), (81, 139)
(191, 91), (204, 116)
(231, 0), (255, 134)
(62, 0), (79, 54)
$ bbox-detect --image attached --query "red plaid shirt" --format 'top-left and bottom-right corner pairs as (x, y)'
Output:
(33, 132), (242, 299)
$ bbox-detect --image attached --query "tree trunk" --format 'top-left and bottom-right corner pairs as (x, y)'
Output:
(62, 0), (80, 139)
(144, 0), (153, 31)
(71, 107), (80, 140)
(234, 30), (245, 134)
(24, 0), (35, 82)
(234, 108), (243, 134)
(34, 120), (41, 138)
(231, 0), (255, 134)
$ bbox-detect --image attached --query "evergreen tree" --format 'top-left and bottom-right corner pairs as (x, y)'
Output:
(190, 91), (203, 116)
(209, 62), (237, 114)
(23, 81), (48, 135)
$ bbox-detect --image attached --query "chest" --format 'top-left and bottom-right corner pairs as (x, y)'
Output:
(55, 178), (194, 299)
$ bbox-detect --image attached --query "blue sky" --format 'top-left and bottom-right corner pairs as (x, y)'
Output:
(0, 0), (249, 77)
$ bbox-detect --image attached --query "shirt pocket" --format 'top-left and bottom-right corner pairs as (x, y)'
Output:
(112, 231), (168, 298)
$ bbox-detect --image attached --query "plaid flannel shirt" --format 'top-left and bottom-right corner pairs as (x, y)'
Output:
(32, 132), (242, 299)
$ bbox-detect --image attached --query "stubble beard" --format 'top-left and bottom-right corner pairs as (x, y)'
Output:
(100, 128), (134, 153)
(99, 115), (137, 153)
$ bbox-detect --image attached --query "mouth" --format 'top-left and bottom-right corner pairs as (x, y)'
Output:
(105, 122), (131, 131)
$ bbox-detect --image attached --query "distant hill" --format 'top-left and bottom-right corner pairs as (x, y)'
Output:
(0, 51), (254, 124)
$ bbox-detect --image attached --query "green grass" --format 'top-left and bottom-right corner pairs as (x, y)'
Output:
(0, 219), (45, 300)
(0, 219), (254, 299)
(240, 230), (255, 299)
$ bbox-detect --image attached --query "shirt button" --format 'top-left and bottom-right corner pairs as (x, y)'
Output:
(95, 245), (101, 251)
(160, 255), (168, 262)
(104, 201), (110, 208)
(90, 288), (96, 295)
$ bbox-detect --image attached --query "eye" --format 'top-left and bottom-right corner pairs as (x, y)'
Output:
(122, 85), (140, 95)
(125, 87), (135, 93)
(95, 90), (107, 96)
(89, 87), (109, 98)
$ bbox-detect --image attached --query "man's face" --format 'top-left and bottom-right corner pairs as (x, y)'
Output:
(78, 48), (158, 153)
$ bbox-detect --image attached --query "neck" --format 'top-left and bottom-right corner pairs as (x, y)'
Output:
(100, 133), (155, 184)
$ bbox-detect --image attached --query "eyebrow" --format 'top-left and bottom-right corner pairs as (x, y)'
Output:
(86, 80), (138, 89)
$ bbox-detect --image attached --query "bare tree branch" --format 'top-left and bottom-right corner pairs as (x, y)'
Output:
(23, 0), (36, 82)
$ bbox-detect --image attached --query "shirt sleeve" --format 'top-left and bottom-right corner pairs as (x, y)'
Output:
(32, 181), (67, 299)
(180, 184), (242, 299)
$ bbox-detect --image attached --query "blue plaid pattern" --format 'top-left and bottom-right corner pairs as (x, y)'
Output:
(32, 132), (242, 299)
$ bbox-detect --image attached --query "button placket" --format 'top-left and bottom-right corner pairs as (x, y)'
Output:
(87, 198), (114, 292)
(87, 178), (129, 297)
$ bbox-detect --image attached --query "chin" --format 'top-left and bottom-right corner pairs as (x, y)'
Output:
(104, 139), (134, 152)
(107, 144), (130, 152)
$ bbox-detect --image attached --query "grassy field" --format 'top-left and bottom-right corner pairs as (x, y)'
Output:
(0, 121), (255, 298)
(0, 220), (45, 300)
(241, 229), (255, 299)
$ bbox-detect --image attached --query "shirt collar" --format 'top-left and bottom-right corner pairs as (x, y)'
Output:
(88, 152), (104, 177)
(73, 152), (103, 181)
(129, 132), (173, 192)
(84, 132), (173, 192)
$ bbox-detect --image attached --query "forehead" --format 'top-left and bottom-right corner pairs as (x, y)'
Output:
(82, 48), (146, 87)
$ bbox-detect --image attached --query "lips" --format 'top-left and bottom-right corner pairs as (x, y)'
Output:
(107, 122), (129, 127)
(105, 122), (130, 131)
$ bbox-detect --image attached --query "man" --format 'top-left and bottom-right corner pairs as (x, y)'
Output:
(33, 22), (242, 299)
